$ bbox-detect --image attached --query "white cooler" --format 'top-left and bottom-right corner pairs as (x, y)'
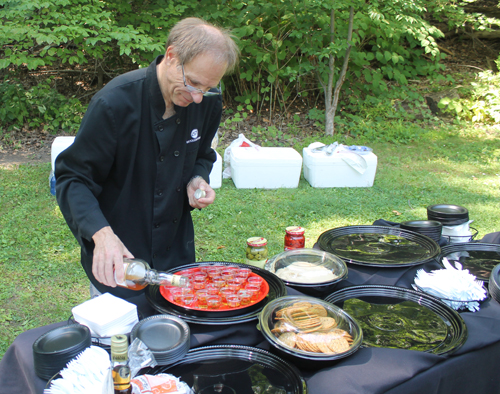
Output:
(230, 147), (302, 189)
(303, 148), (377, 188)
(209, 151), (222, 189)
(51, 136), (75, 171)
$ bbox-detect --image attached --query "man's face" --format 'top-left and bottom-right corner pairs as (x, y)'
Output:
(158, 47), (227, 108)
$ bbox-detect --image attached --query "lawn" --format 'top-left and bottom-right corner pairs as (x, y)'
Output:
(0, 123), (499, 359)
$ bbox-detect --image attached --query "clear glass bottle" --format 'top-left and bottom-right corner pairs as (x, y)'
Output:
(245, 237), (269, 268)
(284, 226), (305, 251)
(115, 258), (189, 290)
(111, 335), (132, 394)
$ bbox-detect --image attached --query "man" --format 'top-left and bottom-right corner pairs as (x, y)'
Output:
(55, 18), (239, 299)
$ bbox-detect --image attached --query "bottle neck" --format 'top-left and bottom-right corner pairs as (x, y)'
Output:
(145, 270), (189, 287)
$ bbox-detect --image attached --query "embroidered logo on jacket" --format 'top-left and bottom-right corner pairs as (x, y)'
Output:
(187, 129), (201, 144)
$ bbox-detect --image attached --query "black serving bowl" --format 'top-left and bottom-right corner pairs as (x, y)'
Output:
(265, 249), (348, 298)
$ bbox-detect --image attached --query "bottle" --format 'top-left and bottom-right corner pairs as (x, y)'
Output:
(245, 237), (269, 268)
(115, 258), (189, 290)
(111, 335), (132, 394)
(284, 226), (305, 251)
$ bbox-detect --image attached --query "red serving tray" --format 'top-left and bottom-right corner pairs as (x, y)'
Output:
(160, 267), (269, 312)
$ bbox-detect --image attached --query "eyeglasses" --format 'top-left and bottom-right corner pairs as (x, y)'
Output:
(182, 64), (222, 97)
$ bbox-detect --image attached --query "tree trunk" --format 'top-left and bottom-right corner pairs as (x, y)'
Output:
(324, 6), (354, 136)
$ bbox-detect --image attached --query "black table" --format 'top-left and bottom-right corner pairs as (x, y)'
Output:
(1, 261), (500, 394)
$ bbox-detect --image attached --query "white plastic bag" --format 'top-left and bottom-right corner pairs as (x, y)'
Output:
(222, 133), (260, 179)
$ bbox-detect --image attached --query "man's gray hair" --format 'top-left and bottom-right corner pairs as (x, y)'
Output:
(166, 17), (239, 74)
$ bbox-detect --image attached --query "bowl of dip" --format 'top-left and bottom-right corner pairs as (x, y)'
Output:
(265, 249), (348, 297)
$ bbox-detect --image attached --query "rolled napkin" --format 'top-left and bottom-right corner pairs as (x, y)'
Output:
(414, 258), (487, 312)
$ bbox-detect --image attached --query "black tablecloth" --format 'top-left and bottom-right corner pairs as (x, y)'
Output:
(1, 260), (500, 394)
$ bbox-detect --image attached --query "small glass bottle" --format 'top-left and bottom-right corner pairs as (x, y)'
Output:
(111, 335), (132, 394)
(245, 237), (269, 268)
(284, 226), (305, 251)
(115, 258), (189, 290)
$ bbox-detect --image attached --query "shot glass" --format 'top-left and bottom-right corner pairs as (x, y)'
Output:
(248, 276), (263, 288)
(212, 277), (226, 288)
(180, 293), (196, 306)
(221, 269), (235, 281)
(236, 268), (252, 280)
(207, 295), (222, 309)
(192, 278), (206, 290)
(206, 284), (220, 296)
(170, 287), (183, 303)
(196, 289), (209, 306)
(220, 287), (235, 303)
(245, 284), (261, 300)
(227, 294), (241, 308)
(227, 279), (241, 292)
(238, 290), (252, 306)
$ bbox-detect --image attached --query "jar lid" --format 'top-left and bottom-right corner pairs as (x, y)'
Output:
(285, 226), (305, 235)
(247, 237), (268, 247)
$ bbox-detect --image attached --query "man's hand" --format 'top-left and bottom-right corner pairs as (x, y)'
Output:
(187, 176), (215, 209)
(91, 226), (134, 287)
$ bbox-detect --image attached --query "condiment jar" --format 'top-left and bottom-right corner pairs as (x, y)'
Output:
(245, 237), (269, 268)
(284, 226), (305, 251)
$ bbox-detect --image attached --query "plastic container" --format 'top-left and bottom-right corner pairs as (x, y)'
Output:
(265, 248), (348, 297)
(209, 151), (222, 189)
(259, 296), (362, 369)
(302, 147), (377, 188)
(230, 147), (303, 189)
(51, 136), (75, 171)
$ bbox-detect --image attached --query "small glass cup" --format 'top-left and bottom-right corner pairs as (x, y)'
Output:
(237, 268), (252, 279)
(207, 295), (222, 309)
(170, 287), (183, 303)
(212, 277), (226, 288)
(193, 273), (207, 281)
(248, 276), (263, 288)
(227, 294), (241, 308)
(206, 284), (219, 295)
(221, 269), (235, 281)
(192, 278), (206, 290)
(227, 279), (241, 292)
(180, 293), (196, 306)
(219, 287), (235, 303)
(196, 289), (209, 306)
(245, 284), (260, 300)
(238, 290), (252, 306)
(207, 267), (222, 278)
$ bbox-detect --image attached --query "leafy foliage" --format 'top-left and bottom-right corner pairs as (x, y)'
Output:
(438, 58), (500, 124)
(0, 78), (85, 135)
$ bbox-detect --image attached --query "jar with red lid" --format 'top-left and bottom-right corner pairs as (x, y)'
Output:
(284, 226), (305, 250)
(245, 237), (269, 268)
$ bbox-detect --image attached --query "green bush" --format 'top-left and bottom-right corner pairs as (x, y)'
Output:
(0, 78), (85, 136)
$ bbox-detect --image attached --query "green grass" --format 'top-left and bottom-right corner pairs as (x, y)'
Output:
(0, 123), (499, 359)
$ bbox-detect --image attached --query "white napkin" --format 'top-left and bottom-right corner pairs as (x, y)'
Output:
(44, 346), (113, 394)
(72, 293), (139, 337)
(414, 258), (487, 312)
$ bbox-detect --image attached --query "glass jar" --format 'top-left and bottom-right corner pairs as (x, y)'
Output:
(245, 237), (269, 268)
(284, 226), (305, 251)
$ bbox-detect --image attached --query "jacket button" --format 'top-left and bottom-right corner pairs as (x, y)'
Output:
(159, 156), (165, 162)
(153, 254), (157, 258)
(174, 151), (180, 157)
(176, 118), (181, 124)
(154, 223), (160, 228)
(173, 218), (178, 224)
(158, 126), (164, 132)
(157, 189), (163, 196)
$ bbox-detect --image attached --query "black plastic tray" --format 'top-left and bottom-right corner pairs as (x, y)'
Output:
(324, 285), (467, 356)
(318, 225), (440, 267)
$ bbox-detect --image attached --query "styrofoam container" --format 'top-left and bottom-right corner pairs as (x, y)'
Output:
(230, 147), (302, 189)
(303, 148), (377, 187)
(51, 136), (75, 171)
(209, 150), (222, 189)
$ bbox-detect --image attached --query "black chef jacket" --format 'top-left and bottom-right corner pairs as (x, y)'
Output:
(55, 55), (221, 299)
